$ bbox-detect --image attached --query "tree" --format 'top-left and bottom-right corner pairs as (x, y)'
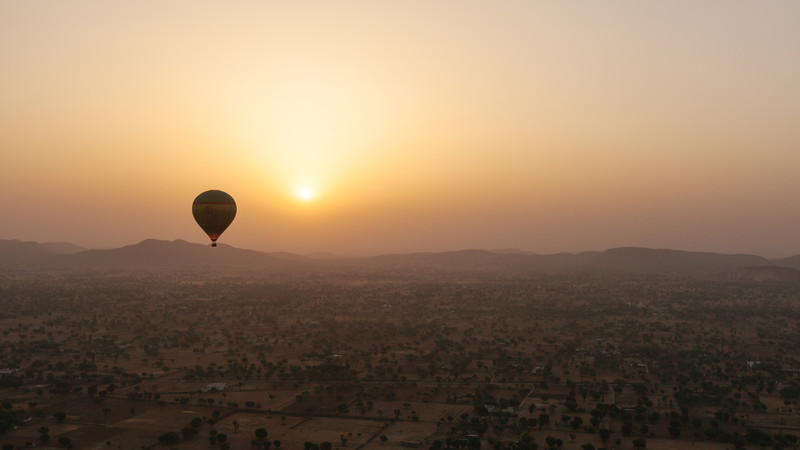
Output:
(255, 427), (268, 440)
(565, 396), (578, 412)
(621, 421), (633, 436)
(54, 411), (66, 422)
(379, 435), (388, 445)
(538, 413), (550, 429)
(745, 427), (772, 447)
(632, 437), (646, 450)
(58, 436), (72, 447)
(544, 436), (562, 449)
(158, 431), (180, 445)
(599, 429), (610, 445)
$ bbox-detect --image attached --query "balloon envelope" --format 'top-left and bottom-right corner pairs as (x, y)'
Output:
(192, 190), (236, 246)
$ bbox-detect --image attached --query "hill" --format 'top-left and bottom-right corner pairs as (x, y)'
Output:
(775, 255), (800, 270)
(365, 247), (772, 273)
(0, 239), (307, 270)
(3, 238), (799, 274)
(571, 247), (769, 272)
(41, 242), (87, 254)
(60, 239), (302, 269)
(0, 239), (52, 264)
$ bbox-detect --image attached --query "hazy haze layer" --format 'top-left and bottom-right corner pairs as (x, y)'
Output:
(2, 1), (800, 256)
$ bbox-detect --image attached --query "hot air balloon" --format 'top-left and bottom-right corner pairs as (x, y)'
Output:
(192, 190), (236, 247)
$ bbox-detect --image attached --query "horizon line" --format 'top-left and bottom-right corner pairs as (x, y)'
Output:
(3, 237), (798, 260)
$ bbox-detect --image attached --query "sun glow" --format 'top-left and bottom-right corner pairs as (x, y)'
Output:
(298, 187), (314, 200)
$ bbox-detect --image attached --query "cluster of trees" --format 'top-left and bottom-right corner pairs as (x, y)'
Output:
(3, 264), (800, 448)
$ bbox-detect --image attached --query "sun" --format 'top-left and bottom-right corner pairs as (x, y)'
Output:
(298, 187), (314, 200)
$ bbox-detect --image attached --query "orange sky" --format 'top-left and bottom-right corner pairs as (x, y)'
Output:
(2, 1), (800, 256)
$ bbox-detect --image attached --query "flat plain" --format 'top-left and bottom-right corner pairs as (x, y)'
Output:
(2, 246), (800, 449)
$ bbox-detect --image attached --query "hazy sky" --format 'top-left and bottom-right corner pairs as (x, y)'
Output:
(2, 1), (800, 256)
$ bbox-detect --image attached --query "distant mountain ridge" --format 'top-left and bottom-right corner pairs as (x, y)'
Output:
(0, 239), (302, 269)
(63, 239), (303, 269)
(0, 238), (798, 274)
(0, 239), (52, 263)
(40, 242), (87, 254)
(366, 247), (771, 272)
(775, 254), (800, 270)
(573, 247), (769, 271)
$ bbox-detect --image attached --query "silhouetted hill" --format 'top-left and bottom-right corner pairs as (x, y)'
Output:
(41, 242), (87, 254)
(571, 247), (769, 272)
(0, 239), (52, 264)
(61, 239), (303, 269)
(4, 238), (800, 274)
(367, 247), (771, 273)
(775, 255), (800, 270)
